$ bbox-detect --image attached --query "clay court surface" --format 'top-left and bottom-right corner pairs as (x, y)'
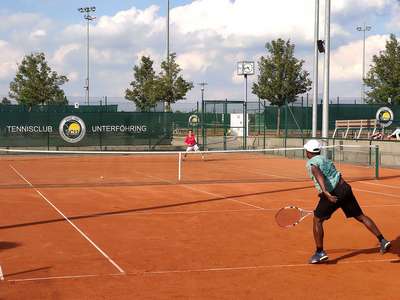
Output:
(0, 153), (399, 299)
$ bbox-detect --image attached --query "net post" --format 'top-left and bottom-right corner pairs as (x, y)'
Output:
(375, 145), (379, 179)
(178, 152), (182, 181)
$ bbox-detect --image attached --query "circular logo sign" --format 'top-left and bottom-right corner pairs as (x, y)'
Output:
(376, 107), (394, 128)
(59, 116), (86, 143)
(188, 114), (200, 126)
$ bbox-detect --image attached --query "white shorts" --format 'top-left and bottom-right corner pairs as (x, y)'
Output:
(186, 144), (200, 152)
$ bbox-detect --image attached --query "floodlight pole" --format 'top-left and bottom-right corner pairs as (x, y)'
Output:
(78, 6), (96, 106)
(312, 0), (319, 138)
(198, 82), (208, 103)
(357, 24), (371, 103)
(165, 0), (170, 112)
(322, 0), (330, 143)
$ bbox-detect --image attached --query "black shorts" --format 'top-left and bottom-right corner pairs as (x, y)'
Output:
(314, 179), (363, 220)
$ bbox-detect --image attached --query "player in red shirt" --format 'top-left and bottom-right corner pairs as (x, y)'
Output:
(183, 129), (204, 160)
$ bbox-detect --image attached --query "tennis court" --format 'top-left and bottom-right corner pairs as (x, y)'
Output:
(1, 147), (399, 299)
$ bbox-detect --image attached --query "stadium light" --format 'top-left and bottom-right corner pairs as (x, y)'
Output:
(356, 24), (372, 103)
(198, 82), (208, 103)
(78, 6), (96, 105)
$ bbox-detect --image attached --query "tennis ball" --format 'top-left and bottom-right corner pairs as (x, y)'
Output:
(100, 176), (104, 179)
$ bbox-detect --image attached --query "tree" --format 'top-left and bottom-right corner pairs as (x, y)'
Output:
(364, 34), (400, 104)
(1, 97), (11, 105)
(157, 53), (194, 112)
(253, 39), (311, 135)
(9, 52), (68, 107)
(125, 56), (160, 111)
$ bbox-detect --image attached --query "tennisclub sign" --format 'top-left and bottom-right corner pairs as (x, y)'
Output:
(0, 112), (172, 147)
(58, 115), (148, 143)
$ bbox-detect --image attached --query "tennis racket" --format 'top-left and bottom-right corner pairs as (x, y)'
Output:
(275, 206), (313, 228)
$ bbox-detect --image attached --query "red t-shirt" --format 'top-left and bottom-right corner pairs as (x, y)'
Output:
(184, 135), (197, 146)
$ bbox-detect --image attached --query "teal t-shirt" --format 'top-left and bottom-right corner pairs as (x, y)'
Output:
(306, 155), (341, 192)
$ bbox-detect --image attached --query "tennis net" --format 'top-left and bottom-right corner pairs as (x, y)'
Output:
(0, 144), (379, 188)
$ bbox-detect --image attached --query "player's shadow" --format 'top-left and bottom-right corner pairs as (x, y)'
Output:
(326, 235), (400, 264)
(0, 241), (20, 251)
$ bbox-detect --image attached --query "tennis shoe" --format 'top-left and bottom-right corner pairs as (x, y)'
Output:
(380, 239), (391, 254)
(309, 250), (328, 264)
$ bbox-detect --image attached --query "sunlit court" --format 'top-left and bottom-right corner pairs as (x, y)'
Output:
(0, 148), (399, 299)
(2, 0), (400, 299)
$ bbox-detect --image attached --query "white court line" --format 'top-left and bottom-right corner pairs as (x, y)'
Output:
(7, 273), (124, 283)
(358, 181), (400, 189)
(9, 165), (125, 274)
(141, 172), (265, 210)
(353, 188), (400, 198)
(144, 258), (399, 275)
(5, 258), (400, 283)
(182, 184), (265, 210)
(0, 265), (4, 281)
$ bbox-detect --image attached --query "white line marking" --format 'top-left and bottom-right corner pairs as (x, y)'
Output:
(182, 184), (265, 210)
(9, 165), (125, 274)
(139, 172), (265, 210)
(0, 265), (4, 281)
(6, 258), (400, 283)
(358, 181), (400, 189)
(8, 273), (123, 283)
(143, 258), (399, 275)
(353, 188), (400, 198)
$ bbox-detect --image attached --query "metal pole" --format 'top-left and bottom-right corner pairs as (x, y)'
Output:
(362, 27), (366, 102)
(78, 7), (95, 106)
(86, 18), (90, 105)
(165, 0), (170, 112)
(178, 152), (182, 181)
(167, 0), (170, 65)
(357, 24), (371, 103)
(322, 0), (330, 143)
(312, 0), (319, 138)
(284, 99), (288, 155)
(244, 74), (248, 149)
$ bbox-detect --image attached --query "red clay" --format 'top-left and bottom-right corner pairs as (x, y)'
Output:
(0, 154), (399, 299)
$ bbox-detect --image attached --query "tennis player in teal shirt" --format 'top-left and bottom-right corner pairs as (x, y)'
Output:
(304, 139), (391, 264)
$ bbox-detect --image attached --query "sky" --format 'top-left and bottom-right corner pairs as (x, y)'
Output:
(0, 0), (399, 106)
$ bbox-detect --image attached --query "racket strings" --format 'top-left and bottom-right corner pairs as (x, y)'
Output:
(275, 208), (303, 227)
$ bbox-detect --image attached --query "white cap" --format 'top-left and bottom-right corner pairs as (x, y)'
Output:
(304, 139), (322, 153)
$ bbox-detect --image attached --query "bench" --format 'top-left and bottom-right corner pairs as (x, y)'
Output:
(332, 119), (380, 139)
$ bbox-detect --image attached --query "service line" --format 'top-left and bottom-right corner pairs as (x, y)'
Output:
(9, 165), (125, 274)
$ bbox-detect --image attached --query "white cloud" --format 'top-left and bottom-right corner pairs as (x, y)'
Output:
(52, 43), (81, 65)
(331, 34), (389, 81)
(0, 0), (396, 102)
(0, 40), (22, 79)
(177, 50), (217, 74)
(29, 29), (47, 40)
(332, 0), (388, 12)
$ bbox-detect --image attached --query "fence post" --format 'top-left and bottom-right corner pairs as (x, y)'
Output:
(375, 145), (379, 179)
(201, 100), (205, 150)
(224, 99), (227, 150)
(284, 99), (288, 156)
(263, 101), (266, 149)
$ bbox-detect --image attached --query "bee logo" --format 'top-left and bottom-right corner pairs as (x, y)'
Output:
(376, 107), (394, 128)
(59, 116), (86, 143)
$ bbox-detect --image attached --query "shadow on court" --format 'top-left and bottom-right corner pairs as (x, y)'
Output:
(0, 241), (21, 251)
(326, 235), (400, 264)
(0, 173), (396, 190)
(0, 186), (303, 230)
(5, 266), (52, 278)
